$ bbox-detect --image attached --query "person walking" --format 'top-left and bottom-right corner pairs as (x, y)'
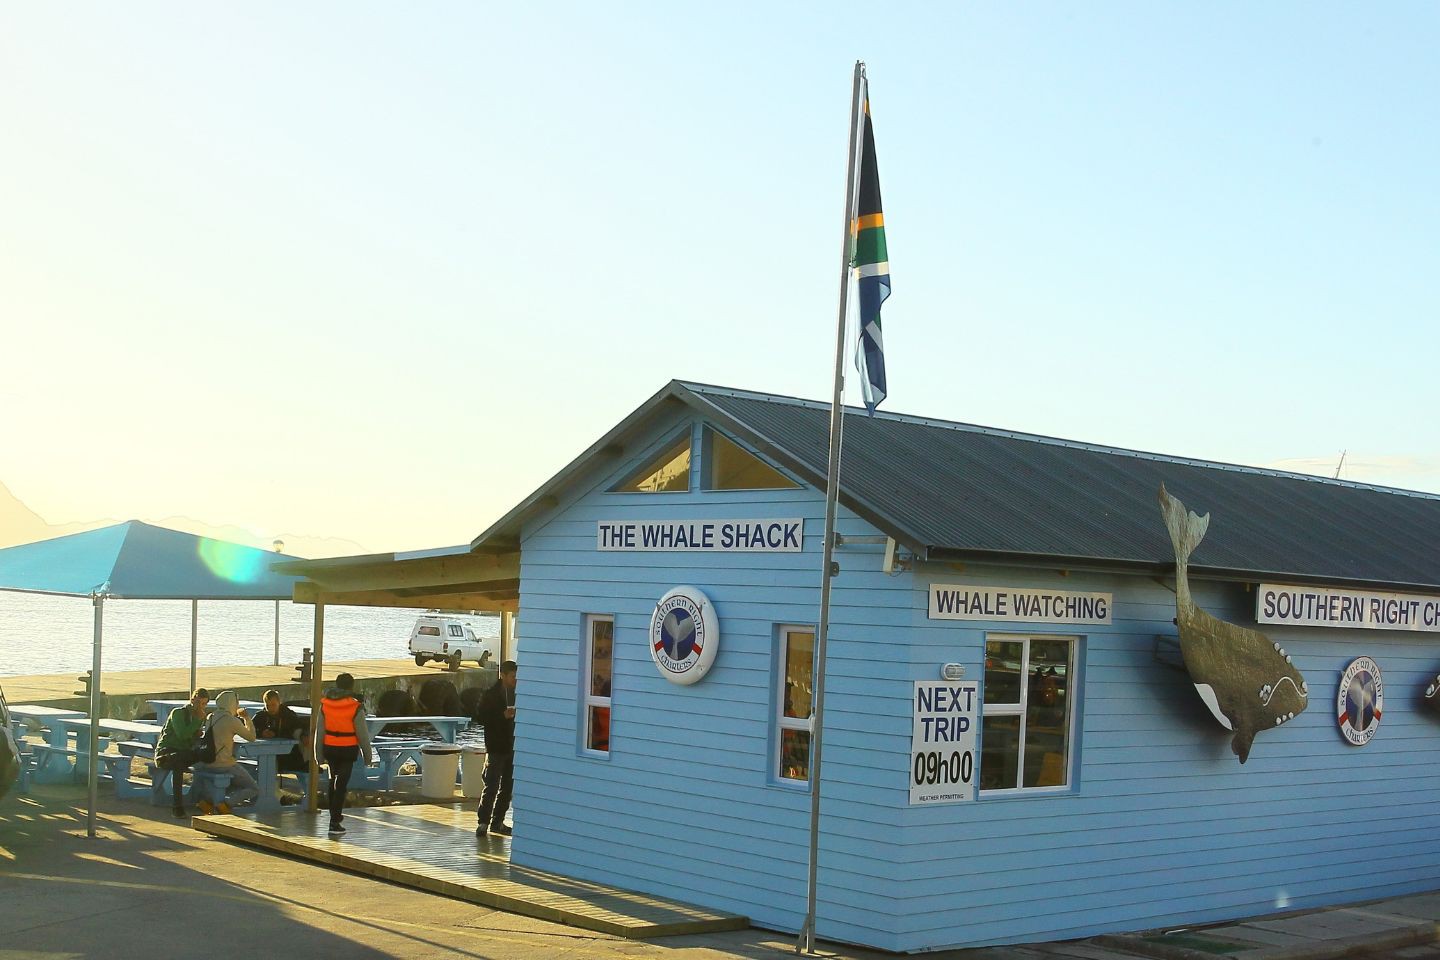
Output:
(474, 660), (517, 838)
(155, 687), (209, 817)
(315, 672), (372, 835)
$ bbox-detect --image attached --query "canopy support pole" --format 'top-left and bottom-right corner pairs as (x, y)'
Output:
(189, 600), (198, 694)
(306, 600), (325, 815)
(501, 612), (514, 664)
(86, 591), (105, 838)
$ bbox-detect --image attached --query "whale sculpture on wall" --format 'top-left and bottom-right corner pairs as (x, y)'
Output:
(1159, 484), (1309, 763)
(1422, 672), (1440, 714)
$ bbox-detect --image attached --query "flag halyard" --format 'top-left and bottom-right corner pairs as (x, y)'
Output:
(853, 90), (890, 415)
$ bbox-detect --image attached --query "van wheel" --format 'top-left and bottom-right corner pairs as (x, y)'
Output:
(414, 654), (428, 667)
(448, 652), (462, 672)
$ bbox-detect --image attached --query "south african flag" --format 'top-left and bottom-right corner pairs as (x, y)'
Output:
(853, 89), (889, 415)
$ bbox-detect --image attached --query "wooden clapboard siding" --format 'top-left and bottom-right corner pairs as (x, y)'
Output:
(890, 565), (1440, 951)
(506, 416), (911, 948)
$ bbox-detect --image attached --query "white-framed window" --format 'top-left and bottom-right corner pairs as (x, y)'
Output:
(980, 634), (1076, 793)
(582, 615), (613, 754)
(775, 625), (815, 782)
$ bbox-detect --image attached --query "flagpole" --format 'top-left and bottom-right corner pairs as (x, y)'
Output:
(797, 59), (867, 956)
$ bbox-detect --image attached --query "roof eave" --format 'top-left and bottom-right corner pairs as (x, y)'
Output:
(468, 381), (696, 551)
(923, 546), (1440, 593)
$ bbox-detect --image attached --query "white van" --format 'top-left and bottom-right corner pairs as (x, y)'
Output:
(408, 615), (498, 671)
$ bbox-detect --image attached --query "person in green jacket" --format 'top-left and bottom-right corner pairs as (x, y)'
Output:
(156, 688), (209, 817)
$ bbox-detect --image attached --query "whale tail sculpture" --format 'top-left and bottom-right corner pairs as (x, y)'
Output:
(1158, 484), (1308, 763)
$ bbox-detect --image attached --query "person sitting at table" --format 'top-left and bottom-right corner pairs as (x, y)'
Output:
(155, 687), (209, 818)
(253, 689), (311, 772)
(194, 689), (258, 814)
(315, 672), (372, 835)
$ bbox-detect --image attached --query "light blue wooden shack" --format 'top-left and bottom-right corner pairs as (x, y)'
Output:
(471, 380), (1440, 952)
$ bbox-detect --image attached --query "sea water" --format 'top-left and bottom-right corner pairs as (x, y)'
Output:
(0, 591), (501, 677)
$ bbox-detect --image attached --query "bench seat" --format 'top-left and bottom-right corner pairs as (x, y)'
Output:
(145, 762), (232, 807)
(93, 751), (150, 799)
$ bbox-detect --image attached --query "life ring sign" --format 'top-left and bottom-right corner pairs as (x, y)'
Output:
(650, 586), (719, 685)
(1337, 656), (1383, 746)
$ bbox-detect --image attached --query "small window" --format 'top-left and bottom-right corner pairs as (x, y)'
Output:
(611, 436), (691, 493)
(704, 429), (800, 491)
(981, 635), (1075, 792)
(775, 626), (815, 782)
(448, 624), (464, 637)
(583, 615), (613, 754)
(419, 625), (441, 637)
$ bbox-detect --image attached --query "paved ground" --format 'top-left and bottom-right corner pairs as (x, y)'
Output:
(4, 784), (1440, 960)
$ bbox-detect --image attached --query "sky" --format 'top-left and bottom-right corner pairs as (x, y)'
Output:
(1, 3), (1436, 555)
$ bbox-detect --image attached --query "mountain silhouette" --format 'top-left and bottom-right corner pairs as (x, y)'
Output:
(0, 480), (367, 558)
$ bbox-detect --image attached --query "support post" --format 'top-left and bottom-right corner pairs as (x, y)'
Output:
(306, 600), (325, 814)
(86, 591), (104, 838)
(189, 599), (198, 694)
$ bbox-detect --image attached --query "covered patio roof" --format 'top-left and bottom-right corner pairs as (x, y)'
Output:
(275, 544), (519, 613)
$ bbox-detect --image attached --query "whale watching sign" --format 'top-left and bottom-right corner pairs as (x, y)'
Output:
(929, 584), (1112, 624)
(597, 519), (803, 552)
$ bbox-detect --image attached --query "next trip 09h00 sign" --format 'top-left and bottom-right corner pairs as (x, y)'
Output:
(911, 680), (978, 804)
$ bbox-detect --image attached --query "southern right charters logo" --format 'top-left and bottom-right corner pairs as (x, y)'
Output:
(1336, 656), (1383, 746)
(649, 586), (719, 685)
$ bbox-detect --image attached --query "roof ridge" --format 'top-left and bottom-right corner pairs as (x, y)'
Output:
(678, 381), (1440, 502)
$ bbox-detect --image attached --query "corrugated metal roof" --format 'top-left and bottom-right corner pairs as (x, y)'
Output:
(472, 381), (1440, 591)
(683, 383), (1440, 590)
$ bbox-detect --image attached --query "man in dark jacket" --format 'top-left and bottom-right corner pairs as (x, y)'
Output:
(474, 660), (517, 838)
(253, 689), (311, 772)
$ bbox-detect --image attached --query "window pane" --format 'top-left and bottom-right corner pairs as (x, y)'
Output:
(590, 620), (613, 697)
(780, 729), (811, 781)
(613, 437), (691, 493)
(587, 706), (610, 752)
(1023, 639), (1069, 786)
(707, 430), (800, 490)
(984, 640), (1024, 704)
(784, 631), (814, 719)
(980, 714), (1021, 790)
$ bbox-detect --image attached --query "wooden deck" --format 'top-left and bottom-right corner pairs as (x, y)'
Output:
(192, 803), (749, 939)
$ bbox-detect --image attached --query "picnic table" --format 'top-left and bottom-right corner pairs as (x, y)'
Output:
(235, 737), (302, 814)
(31, 716), (163, 785)
(148, 699), (264, 725)
(286, 709), (467, 743)
(366, 715), (469, 743)
(7, 705), (86, 748)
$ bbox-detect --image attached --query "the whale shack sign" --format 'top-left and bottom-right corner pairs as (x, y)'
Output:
(598, 519), (803, 552)
(1258, 584), (1440, 634)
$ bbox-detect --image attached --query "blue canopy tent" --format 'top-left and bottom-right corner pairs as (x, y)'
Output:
(0, 520), (303, 835)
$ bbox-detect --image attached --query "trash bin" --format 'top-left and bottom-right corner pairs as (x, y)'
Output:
(461, 747), (488, 798)
(420, 745), (462, 798)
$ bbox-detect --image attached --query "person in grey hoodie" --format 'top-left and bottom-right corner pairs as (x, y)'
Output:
(314, 673), (372, 834)
(195, 689), (258, 814)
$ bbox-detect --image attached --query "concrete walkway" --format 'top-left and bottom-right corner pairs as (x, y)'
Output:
(2, 785), (1438, 959)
